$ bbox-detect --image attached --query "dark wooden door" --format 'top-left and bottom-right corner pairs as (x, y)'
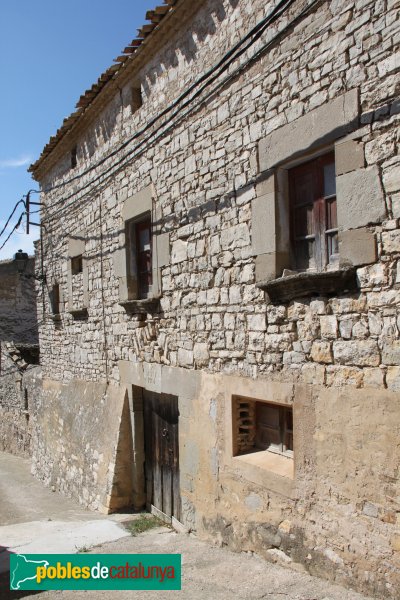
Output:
(143, 392), (181, 522)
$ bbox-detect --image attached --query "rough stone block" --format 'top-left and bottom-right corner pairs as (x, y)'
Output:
(259, 90), (359, 171)
(383, 163), (400, 194)
(251, 193), (276, 255)
(155, 232), (170, 268)
(335, 138), (365, 175)
(382, 230), (400, 254)
(333, 340), (380, 367)
(320, 316), (338, 339)
(381, 341), (400, 366)
(386, 367), (400, 392)
(337, 166), (386, 229)
(339, 228), (377, 267)
(171, 239), (188, 264)
(311, 341), (333, 364)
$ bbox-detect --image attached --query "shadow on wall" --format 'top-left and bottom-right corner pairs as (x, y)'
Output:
(144, 0), (239, 95)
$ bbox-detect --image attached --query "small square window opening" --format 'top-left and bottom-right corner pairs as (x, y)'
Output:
(71, 255), (83, 275)
(233, 396), (293, 459)
(131, 87), (143, 113)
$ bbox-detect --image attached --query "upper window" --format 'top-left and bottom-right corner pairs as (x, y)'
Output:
(127, 216), (152, 299)
(50, 283), (60, 315)
(70, 146), (77, 169)
(131, 87), (143, 113)
(289, 152), (338, 272)
(71, 255), (83, 275)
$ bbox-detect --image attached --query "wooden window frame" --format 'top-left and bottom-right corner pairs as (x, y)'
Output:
(233, 396), (293, 459)
(127, 214), (153, 300)
(289, 151), (338, 272)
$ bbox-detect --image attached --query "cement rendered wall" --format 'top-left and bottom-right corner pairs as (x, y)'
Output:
(31, 0), (400, 596)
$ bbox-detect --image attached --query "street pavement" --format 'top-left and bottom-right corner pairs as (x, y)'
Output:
(0, 451), (376, 600)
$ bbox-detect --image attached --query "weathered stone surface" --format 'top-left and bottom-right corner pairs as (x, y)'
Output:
(382, 229), (400, 253)
(381, 341), (400, 366)
(22, 0), (400, 596)
(259, 90), (359, 171)
(333, 341), (380, 366)
(386, 367), (400, 392)
(335, 138), (365, 175)
(251, 193), (276, 255)
(337, 166), (387, 229)
(339, 228), (377, 267)
(171, 239), (188, 264)
(311, 341), (333, 364)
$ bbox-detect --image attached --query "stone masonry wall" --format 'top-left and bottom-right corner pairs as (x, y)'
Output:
(32, 0), (400, 596)
(0, 258), (39, 455)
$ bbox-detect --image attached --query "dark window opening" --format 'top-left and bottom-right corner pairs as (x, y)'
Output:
(131, 87), (143, 113)
(135, 218), (152, 298)
(233, 396), (293, 458)
(71, 255), (83, 275)
(289, 152), (338, 272)
(16, 345), (40, 366)
(71, 146), (77, 169)
(50, 283), (60, 315)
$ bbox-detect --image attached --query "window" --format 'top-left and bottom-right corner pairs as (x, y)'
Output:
(289, 152), (338, 272)
(131, 87), (143, 113)
(71, 255), (83, 275)
(233, 396), (293, 459)
(71, 146), (77, 169)
(127, 216), (152, 299)
(50, 284), (60, 315)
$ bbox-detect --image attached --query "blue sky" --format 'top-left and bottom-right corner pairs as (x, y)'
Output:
(0, 0), (156, 260)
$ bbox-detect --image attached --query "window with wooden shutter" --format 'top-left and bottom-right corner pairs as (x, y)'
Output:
(135, 218), (152, 299)
(289, 152), (338, 272)
(233, 396), (293, 459)
(127, 214), (153, 300)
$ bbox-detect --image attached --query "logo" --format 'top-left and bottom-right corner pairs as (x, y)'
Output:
(10, 554), (181, 591)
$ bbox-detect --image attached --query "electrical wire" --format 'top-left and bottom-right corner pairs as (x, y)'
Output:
(0, 212), (25, 252)
(41, 0), (320, 225)
(0, 199), (25, 240)
(38, 0), (297, 196)
(1, 0), (321, 255)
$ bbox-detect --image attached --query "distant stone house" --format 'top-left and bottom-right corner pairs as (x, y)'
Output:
(0, 256), (39, 455)
(28, 0), (400, 596)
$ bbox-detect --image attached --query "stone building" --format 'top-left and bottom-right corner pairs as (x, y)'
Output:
(28, 0), (400, 595)
(0, 256), (39, 455)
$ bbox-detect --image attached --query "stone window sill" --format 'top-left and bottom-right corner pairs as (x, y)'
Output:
(68, 307), (88, 319)
(257, 267), (358, 303)
(119, 296), (161, 314)
(234, 450), (294, 480)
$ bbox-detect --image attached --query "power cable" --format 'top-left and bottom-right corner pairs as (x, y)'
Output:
(37, 0), (296, 196)
(41, 0), (320, 224)
(0, 199), (25, 240)
(0, 212), (25, 253)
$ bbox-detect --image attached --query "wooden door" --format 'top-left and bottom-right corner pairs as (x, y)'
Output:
(143, 392), (181, 523)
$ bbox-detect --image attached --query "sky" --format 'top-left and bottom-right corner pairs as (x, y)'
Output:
(0, 0), (157, 260)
